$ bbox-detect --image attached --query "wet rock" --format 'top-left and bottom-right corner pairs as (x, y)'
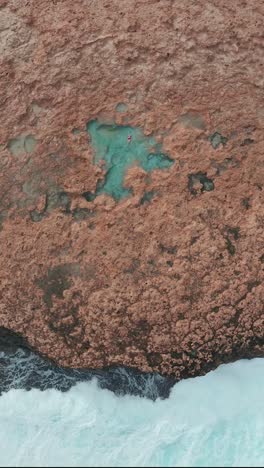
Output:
(0, 327), (174, 400)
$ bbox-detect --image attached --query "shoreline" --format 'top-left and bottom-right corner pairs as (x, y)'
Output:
(0, 327), (175, 400)
(1, 327), (262, 401)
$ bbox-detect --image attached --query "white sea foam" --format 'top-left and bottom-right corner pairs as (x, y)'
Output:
(0, 359), (264, 467)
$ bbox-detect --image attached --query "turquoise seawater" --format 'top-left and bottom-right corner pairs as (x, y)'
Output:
(86, 121), (173, 200)
(1, 359), (264, 467)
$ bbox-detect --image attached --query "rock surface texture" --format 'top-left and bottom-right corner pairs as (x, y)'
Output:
(0, 0), (263, 379)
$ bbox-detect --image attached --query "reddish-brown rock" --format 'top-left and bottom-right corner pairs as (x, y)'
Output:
(0, 0), (263, 378)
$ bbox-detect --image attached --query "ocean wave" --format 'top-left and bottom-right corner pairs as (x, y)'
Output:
(1, 359), (264, 467)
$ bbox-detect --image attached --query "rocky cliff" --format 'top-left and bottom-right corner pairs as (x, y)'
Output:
(0, 0), (263, 379)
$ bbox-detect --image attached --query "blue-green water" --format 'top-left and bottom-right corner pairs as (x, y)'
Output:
(1, 359), (264, 467)
(86, 121), (173, 200)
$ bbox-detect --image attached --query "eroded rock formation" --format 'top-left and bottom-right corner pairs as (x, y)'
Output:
(0, 0), (263, 379)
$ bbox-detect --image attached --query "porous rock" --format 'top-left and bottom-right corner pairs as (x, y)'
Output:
(0, 0), (263, 379)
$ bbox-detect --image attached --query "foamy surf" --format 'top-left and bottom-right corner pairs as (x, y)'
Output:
(0, 358), (264, 467)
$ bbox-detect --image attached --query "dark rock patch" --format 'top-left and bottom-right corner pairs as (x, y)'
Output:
(188, 172), (215, 195)
(208, 132), (228, 149)
(0, 327), (175, 400)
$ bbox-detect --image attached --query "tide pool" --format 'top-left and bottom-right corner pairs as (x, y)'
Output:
(0, 359), (264, 467)
(84, 121), (173, 201)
